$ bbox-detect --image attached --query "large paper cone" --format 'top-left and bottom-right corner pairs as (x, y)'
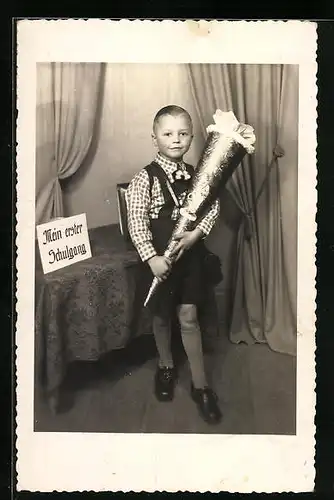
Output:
(144, 110), (256, 307)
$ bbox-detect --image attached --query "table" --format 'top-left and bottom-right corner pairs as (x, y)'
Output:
(35, 224), (219, 412)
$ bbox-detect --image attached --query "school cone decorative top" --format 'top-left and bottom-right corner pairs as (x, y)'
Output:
(144, 110), (256, 307)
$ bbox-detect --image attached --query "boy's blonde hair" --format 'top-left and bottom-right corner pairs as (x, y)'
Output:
(153, 105), (192, 132)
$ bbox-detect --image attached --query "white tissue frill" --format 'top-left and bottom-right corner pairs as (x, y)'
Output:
(206, 109), (256, 154)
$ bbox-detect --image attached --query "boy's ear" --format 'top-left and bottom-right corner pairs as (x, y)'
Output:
(151, 132), (158, 148)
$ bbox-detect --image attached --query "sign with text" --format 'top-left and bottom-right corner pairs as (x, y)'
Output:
(36, 213), (92, 274)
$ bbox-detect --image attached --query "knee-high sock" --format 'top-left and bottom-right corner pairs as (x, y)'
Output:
(152, 315), (174, 368)
(178, 305), (207, 389)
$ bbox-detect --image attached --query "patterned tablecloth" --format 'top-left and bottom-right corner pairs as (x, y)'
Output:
(35, 224), (219, 406)
(35, 224), (152, 398)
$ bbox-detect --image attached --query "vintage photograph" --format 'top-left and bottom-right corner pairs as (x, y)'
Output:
(16, 20), (316, 493)
(34, 62), (298, 435)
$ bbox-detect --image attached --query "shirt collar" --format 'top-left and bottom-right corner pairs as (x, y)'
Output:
(155, 152), (185, 176)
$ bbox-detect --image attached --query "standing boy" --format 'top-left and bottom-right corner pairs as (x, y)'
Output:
(126, 105), (222, 424)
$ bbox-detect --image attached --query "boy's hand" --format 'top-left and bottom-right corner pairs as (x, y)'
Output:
(170, 228), (203, 262)
(148, 255), (172, 282)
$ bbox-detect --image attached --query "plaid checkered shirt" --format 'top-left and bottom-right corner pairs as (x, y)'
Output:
(125, 153), (220, 262)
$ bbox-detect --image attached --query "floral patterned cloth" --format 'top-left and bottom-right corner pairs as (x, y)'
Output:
(35, 224), (219, 398)
(35, 225), (152, 395)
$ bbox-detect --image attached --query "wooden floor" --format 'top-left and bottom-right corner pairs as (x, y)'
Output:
(34, 330), (296, 435)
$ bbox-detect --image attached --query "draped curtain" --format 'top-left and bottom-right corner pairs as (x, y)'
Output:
(35, 62), (104, 224)
(187, 64), (297, 356)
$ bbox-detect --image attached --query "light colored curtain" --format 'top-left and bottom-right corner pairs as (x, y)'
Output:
(35, 62), (104, 224)
(62, 63), (205, 229)
(187, 64), (297, 356)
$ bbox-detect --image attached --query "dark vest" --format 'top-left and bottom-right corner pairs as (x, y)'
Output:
(144, 161), (194, 254)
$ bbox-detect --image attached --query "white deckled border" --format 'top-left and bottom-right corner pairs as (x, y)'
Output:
(16, 19), (317, 493)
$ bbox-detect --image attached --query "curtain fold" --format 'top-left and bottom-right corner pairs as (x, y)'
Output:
(35, 62), (104, 224)
(187, 63), (297, 355)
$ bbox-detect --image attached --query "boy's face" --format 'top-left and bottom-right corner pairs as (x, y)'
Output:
(152, 113), (193, 162)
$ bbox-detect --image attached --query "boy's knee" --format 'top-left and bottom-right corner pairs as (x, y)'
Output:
(178, 304), (198, 329)
(153, 314), (170, 328)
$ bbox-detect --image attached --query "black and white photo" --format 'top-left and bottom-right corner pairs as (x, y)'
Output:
(16, 20), (317, 493)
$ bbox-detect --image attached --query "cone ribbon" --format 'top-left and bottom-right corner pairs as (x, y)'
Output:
(144, 110), (256, 307)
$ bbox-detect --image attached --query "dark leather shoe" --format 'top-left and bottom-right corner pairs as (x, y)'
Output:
(155, 367), (176, 402)
(191, 384), (222, 424)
